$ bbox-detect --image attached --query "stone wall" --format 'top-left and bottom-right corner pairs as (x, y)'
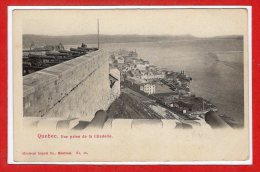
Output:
(23, 50), (115, 120)
(109, 67), (121, 101)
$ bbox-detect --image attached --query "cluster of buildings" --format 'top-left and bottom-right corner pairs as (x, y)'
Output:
(161, 71), (192, 97)
(109, 50), (166, 95)
(152, 93), (216, 116)
(128, 67), (165, 80)
(110, 49), (217, 117)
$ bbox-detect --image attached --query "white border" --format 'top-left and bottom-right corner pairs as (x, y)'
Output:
(7, 6), (253, 165)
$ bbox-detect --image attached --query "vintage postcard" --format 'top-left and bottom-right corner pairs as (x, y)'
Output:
(9, 7), (251, 164)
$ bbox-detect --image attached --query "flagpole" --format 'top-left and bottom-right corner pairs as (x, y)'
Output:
(97, 19), (99, 49)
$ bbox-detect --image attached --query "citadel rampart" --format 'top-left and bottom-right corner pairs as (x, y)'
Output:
(23, 50), (119, 120)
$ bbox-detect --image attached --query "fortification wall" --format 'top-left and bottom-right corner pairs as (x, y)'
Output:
(23, 50), (113, 120)
(109, 67), (121, 101)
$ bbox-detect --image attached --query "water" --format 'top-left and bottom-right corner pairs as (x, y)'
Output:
(65, 38), (245, 126)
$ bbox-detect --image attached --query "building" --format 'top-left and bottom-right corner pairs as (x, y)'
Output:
(152, 92), (180, 105)
(136, 63), (147, 70)
(124, 78), (143, 92)
(140, 70), (165, 80)
(128, 50), (138, 58)
(140, 83), (155, 95)
(54, 42), (65, 51)
(124, 56), (135, 63)
(135, 59), (149, 70)
(117, 56), (125, 64)
(174, 97), (204, 112)
(129, 69), (142, 78)
(124, 77), (156, 95)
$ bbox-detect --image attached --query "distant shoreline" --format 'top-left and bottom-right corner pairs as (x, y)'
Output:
(23, 34), (243, 49)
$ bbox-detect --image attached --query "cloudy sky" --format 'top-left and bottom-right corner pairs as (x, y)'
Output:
(15, 8), (248, 37)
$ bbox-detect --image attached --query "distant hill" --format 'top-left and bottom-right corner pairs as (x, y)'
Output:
(23, 34), (243, 49)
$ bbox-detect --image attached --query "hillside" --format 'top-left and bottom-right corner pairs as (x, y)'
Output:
(22, 34), (243, 49)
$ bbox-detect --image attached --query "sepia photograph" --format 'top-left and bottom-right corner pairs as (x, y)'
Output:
(10, 7), (251, 163)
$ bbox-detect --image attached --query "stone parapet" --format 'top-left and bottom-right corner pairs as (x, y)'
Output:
(23, 50), (111, 120)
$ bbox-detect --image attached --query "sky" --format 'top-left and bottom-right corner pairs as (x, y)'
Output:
(15, 8), (248, 37)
